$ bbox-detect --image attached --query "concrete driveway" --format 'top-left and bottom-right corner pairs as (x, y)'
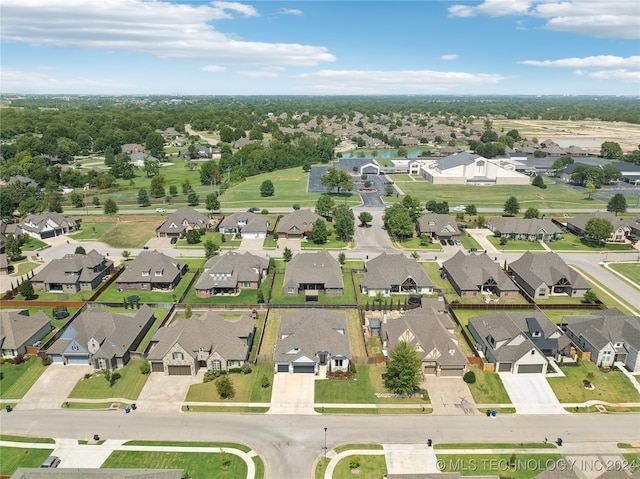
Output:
(423, 376), (476, 415)
(267, 373), (317, 415)
(238, 237), (265, 251)
(19, 363), (92, 410)
(383, 444), (440, 474)
(136, 372), (202, 413)
(277, 237), (302, 252)
(499, 372), (567, 415)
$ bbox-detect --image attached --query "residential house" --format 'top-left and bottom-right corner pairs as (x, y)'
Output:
(129, 152), (159, 167)
(116, 250), (186, 291)
(121, 143), (145, 154)
(46, 305), (155, 370)
(360, 253), (434, 297)
(274, 309), (350, 374)
(276, 210), (323, 239)
(31, 250), (113, 293)
(380, 298), (468, 377)
(468, 311), (570, 374)
(195, 251), (268, 297)
(156, 208), (212, 238)
(565, 212), (631, 242)
(180, 144), (218, 158)
(5, 175), (38, 188)
(415, 214), (461, 240)
(218, 212), (269, 239)
(283, 250), (343, 296)
(442, 251), (520, 298)
(617, 162), (640, 185)
(563, 309), (640, 371)
(508, 252), (591, 299)
(12, 468), (184, 479)
(0, 310), (51, 357)
(488, 218), (563, 241)
(147, 311), (255, 375)
(18, 212), (78, 240)
(630, 216), (640, 236)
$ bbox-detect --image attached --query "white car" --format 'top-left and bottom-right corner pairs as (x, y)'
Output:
(155, 208), (167, 213)
(452, 205), (466, 212)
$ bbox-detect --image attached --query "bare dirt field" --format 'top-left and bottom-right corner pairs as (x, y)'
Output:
(491, 119), (640, 153)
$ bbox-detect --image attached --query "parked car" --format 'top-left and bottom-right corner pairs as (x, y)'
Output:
(455, 239), (461, 246)
(440, 239), (447, 246)
(41, 456), (61, 468)
(447, 239), (455, 246)
(170, 237), (177, 245)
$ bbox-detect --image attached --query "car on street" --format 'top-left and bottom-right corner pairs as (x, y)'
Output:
(249, 207), (260, 212)
(155, 208), (166, 213)
(452, 205), (466, 212)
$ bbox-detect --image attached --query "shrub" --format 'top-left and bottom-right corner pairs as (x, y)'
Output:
(204, 370), (221, 383)
(261, 209), (269, 215)
(240, 363), (252, 374)
(216, 375), (235, 399)
(4, 357), (14, 364)
(261, 375), (271, 388)
(111, 372), (121, 381)
(139, 362), (151, 375)
(463, 371), (476, 384)
(349, 456), (361, 470)
(220, 451), (231, 469)
(84, 373), (91, 379)
(41, 356), (52, 366)
(228, 367), (244, 374)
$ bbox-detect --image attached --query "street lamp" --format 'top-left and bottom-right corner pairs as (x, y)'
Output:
(323, 427), (327, 461)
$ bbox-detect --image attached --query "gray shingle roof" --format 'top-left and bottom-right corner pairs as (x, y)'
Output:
(566, 212), (631, 232)
(19, 212), (77, 235)
(195, 252), (268, 290)
(156, 208), (211, 235)
(31, 249), (112, 285)
(442, 251), (518, 293)
(509, 252), (590, 291)
(275, 210), (323, 236)
(361, 253), (433, 290)
(274, 310), (350, 364)
(283, 251), (343, 290)
(0, 309), (50, 350)
(147, 311), (254, 361)
(415, 214), (461, 237)
(117, 250), (184, 284)
(563, 310), (640, 351)
(488, 218), (561, 236)
(219, 212), (268, 233)
(436, 152), (481, 170)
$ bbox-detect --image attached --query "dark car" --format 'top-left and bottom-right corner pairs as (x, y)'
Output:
(447, 239), (455, 246)
(170, 237), (177, 245)
(249, 207), (260, 212)
(440, 239), (447, 246)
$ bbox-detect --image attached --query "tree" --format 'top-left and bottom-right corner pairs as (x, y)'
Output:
(333, 204), (355, 242)
(315, 194), (335, 219)
(607, 193), (627, 215)
(432, 201), (449, 215)
(571, 165), (605, 187)
(321, 167), (353, 193)
(149, 175), (165, 198)
(104, 198), (118, 215)
(5, 235), (22, 260)
(397, 146), (408, 157)
(142, 155), (160, 178)
(338, 252), (346, 264)
(311, 218), (329, 244)
(585, 182), (597, 200)
(69, 192), (84, 208)
(145, 131), (165, 158)
(216, 375), (235, 399)
(503, 196), (520, 216)
(283, 247), (293, 262)
(523, 207), (540, 219)
(552, 156), (574, 175)
(205, 193), (220, 212)
(104, 145), (115, 166)
(169, 185), (178, 197)
(602, 164), (621, 183)
(358, 212), (373, 227)
(74, 246), (86, 255)
(466, 204), (477, 216)
(260, 179), (275, 197)
(532, 175), (546, 189)
(19, 280), (34, 299)
(585, 217), (613, 244)
(92, 196), (100, 207)
(402, 194), (422, 221)
(185, 229), (201, 244)
(601, 141), (623, 159)
(122, 250), (131, 261)
(383, 204), (414, 239)
(182, 179), (194, 195)
(204, 239), (219, 258)
(384, 341), (422, 395)
(583, 290), (598, 304)
(137, 188), (150, 207)
(187, 192), (199, 206)
(384, 184), (394, 196)
(111, 153), (136, 179)
(184, 304), (192, 319)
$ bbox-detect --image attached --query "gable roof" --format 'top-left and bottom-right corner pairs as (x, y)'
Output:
(274, 310), (350, 364)
(509, 251), (590, 291)
(415, 214), (461, 236)
(117, 250), (184, 284)
(195, 251), (268, 290)
(276, 210), (323, 236)
(31, 249), (112, 284)
(436, 152), (482, 170)
(156, 208), (211, 235)
(361, 253), (433, 290)
(147, 311), (254, 361)
(566, 212), (631, 232)
(442, 251), (518, 292)
(0, 310), (50, 350)
(218, 212), (268, 233)
(563, 310), (640, 351)
(19, 212), (77, 234)
(489, 218), (561, 236)
(283, 250), (343, 290)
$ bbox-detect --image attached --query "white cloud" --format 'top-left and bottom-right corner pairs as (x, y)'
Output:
(520, 55), (640, 68)
(449, 0), (639, 39)
(576, 69), (640, 83)
(1, 0), (335, 66)
(440, 54), (458, 61)
(238, 70), (279, 78)
(279, 8), (303, 16)
(202, 65), (227, 72)
(297, 69), (505, 94)
(0, 65), (132, 93)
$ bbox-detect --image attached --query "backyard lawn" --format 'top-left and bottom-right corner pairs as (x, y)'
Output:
(608, 262), (640, 288)
(102, 450), (246, 479)
(465, 365), (511, 405)
(547, 360), (640, 403)
(0, 446), (53, 476)
(0, 356), (48, 399)
(185, 361), (273, 403)
(68, 359), (150, 400)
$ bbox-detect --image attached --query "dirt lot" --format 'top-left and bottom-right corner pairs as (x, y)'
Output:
(491, 119), (640, 153)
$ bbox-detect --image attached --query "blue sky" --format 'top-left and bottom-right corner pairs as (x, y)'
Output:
(1, 0), (639, 95)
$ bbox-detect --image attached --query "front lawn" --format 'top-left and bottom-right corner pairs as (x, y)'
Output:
(0, 447), (53, 476)
(486, 236), (546, 251)
(608, 262), (640, 287)
(333, 454), (387, 479)
(185, 361), (273, 403)
(176, 231), (241, 249)
(546, 234), (633, 251)
(547, 361), (640, 403)
(436, 453), (561, 479)
(465, 365), (511, 405)
(68, 359), (149, 400)
(102, 450), (246, 479)
(84, 217), (161, 248)
(394, 237), (441, 250)
(0, 356), (48, 399)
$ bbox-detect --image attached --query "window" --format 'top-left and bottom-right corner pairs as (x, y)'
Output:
(141, 270), (150, 276)
(288, 287), (295, 294)
(334, 359), (343, 367)
(173, 352), (183, 360)
(539, 288), (546, 296)
(531, 350), (535, 355)
(98, 358), (107, 369)
(212, 360), (221, 371)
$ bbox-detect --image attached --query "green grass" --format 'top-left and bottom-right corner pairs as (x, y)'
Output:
(435, 443), (556, 450)
(65, 402), (129, 409)
(68, 359), (150, 400)
(263, 235), (277, 249)
(9, 259), (42, 276)
(546, 233), (633, 251)
(547, 361), (640, 403)
(436, 453), (561, 478)
(20, 237), (49, 251)
(301, 233), (349, 250)
(182, 405), (269, 413)
(570, 266), (638, 314)
(0, 435), (54, 444)
(460, 233), (483, 251)
(623, 454), (640, 473)
(0, 356), (48, 399)
(466, 365), (511, 405)
(102, 450), (247, 479)
(393, 236), (442, 250)
(123, 441), (251, 452)
(71, 220), (117, 240)
(175, 231), (241, 249)
(135, 309), (169, 352)
(608, 262), (640, 288)
(486, 236), (546, 251)
(317, 407), (432, 414)
(97, 270), (198, 303)
(0, 446), (53, 476)
(79, 217), (161, 248)
(315, 458), (330, 479)
(185, 361), (273, 403)
(184, 287), (266, 305)
(333, 454), (387, 479)
(334, 444), (384, 453)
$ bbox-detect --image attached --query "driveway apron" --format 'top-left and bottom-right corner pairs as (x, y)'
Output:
(136, 373), (201, 412)
(267, 373), (316, 415)
(19, 364), (92, 410)
(499, 372), (567, 415)
(424, 377), (476, 415)
(383, 444), (440, 474)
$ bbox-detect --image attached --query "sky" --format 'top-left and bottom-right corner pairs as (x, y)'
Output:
(1, 0), (639, 95)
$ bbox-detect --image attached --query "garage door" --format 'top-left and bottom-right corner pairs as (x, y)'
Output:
(277, 364), (289, 373)
(66, 356), (88, 365)
(423, 365), (437, 375)
(517, 364), (544, 374)
(440, 367), (463, 377)
(498, 362), (512, 372)
(151, 362), (164, 373)
(168, 365), (192, 376)
(293, 364), (315, 374)
(50, 354), (63, 364)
